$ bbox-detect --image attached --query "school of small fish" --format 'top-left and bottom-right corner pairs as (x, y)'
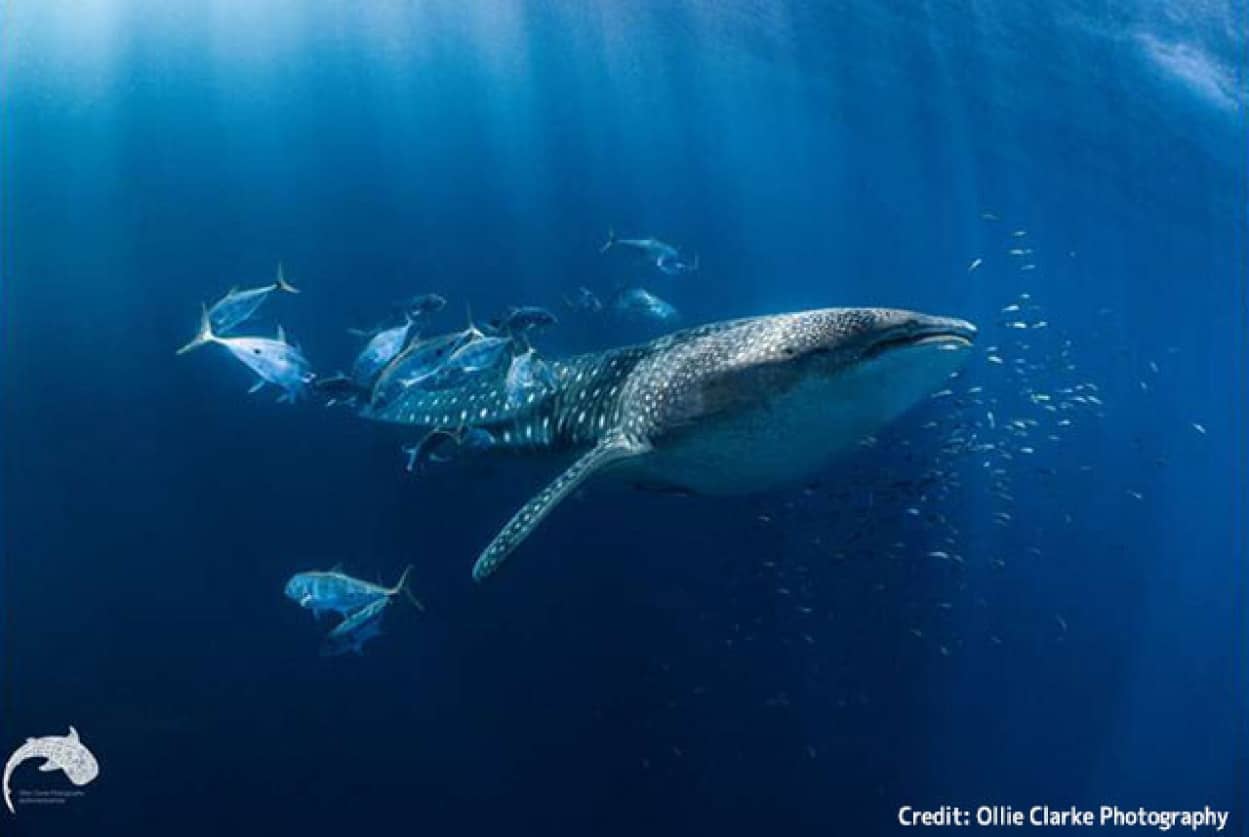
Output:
(614, 213), (1210, 772)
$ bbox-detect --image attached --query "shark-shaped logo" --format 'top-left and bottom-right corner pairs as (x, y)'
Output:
(4, 726), (99, 814)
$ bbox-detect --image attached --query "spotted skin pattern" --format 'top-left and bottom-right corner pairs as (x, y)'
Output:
(471, 432), (647, 581)
(360, 307), (976, 580)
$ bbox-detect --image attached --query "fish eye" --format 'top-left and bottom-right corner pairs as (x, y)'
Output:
(253, 348), (262, 355)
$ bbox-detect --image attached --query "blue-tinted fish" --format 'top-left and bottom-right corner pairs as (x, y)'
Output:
(656, 251), (699, 276)
(444, 334), (511, 375)
(311, 372), (368, 406)
(563, 286), (603, 313)
(613, 287), (680, 323)
(351, 317), (415, 387)
(497, 306), (558, 333)
(177, 263), (298, 354)
(397, 293), (447, 319)
(504, 348), (557, 408)
(459, 427), (496, 453)
(370, 330), (473, 407)
(600, 229), (698, 276)
(600, 229), (679, 262)
(284, 565), (414, 618)
(319, 597), (389, 657)
(408, 316), (494, 390)
(401, 426), (497, 473)
(182, 307), (313, 401)
(402, 429), (460, 472)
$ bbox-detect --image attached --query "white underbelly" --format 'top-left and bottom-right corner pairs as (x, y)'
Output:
(624, 343), (966, 494)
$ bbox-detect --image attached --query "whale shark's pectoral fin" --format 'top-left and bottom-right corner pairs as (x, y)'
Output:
(472, 433), (650, 582)
(38, 760), (60, 772)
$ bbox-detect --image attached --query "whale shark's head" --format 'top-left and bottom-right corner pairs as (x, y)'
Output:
(58, 728), (99, 786)
(661, 307), (977, 418)
(641, 307), (977, 493)
(783, 306), (976, 375)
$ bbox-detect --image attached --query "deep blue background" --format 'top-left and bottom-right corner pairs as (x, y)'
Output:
(2, 2), (1245, 834)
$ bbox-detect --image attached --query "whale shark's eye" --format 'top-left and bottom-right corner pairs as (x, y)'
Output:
(253, 348), (262, 355)
(782, 346), (796, 356)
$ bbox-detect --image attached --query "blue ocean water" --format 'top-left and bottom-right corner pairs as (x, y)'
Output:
(2, 2), (1245, 834)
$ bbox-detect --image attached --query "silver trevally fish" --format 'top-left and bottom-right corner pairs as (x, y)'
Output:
(401, 427), (496, 472)
(177, 263), (298, 354)
(504, 348), (557, 408)
(399, 293), (448, 318)
(613, 287), (680, 322)
(351, 317), (415, 388)
(181, 306), (314, 402)
(284, 565), (416, 618)
(497, 306), (558, 333)
(563, 286), (603, 313)
(600, 229), (679, 262)
(369, 329), (474, 408)
(656, 251), (699, 276)
(320, 596), (390, 657)
(600, 229), (698, 276)
(445, 334), (511, 374)
(413, 331), (511, 392)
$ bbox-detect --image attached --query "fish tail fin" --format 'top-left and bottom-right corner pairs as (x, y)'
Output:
(274, 262), (299, 294)
(391, 564), (425, 611)
(464, 303), (483, 339)
(599, 227), (616, 253)
(176, 303), (216, 355)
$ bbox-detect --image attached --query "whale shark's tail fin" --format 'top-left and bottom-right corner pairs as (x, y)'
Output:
(176, 304), (216, 355)
(471, 433), (651, 582)
(388, 564), (425, 611)
(599, 227), (616, 253)
(273, 262), (300, 294)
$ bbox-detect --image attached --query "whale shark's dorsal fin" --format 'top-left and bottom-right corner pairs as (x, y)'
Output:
(67, 727), (79, 742)
(472, 433), (651, 582)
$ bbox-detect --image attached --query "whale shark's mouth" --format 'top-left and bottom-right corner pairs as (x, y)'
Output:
(864, 318), (977, 359)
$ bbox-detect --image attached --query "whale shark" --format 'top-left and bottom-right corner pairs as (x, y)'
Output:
(360, 306), (977, 582)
